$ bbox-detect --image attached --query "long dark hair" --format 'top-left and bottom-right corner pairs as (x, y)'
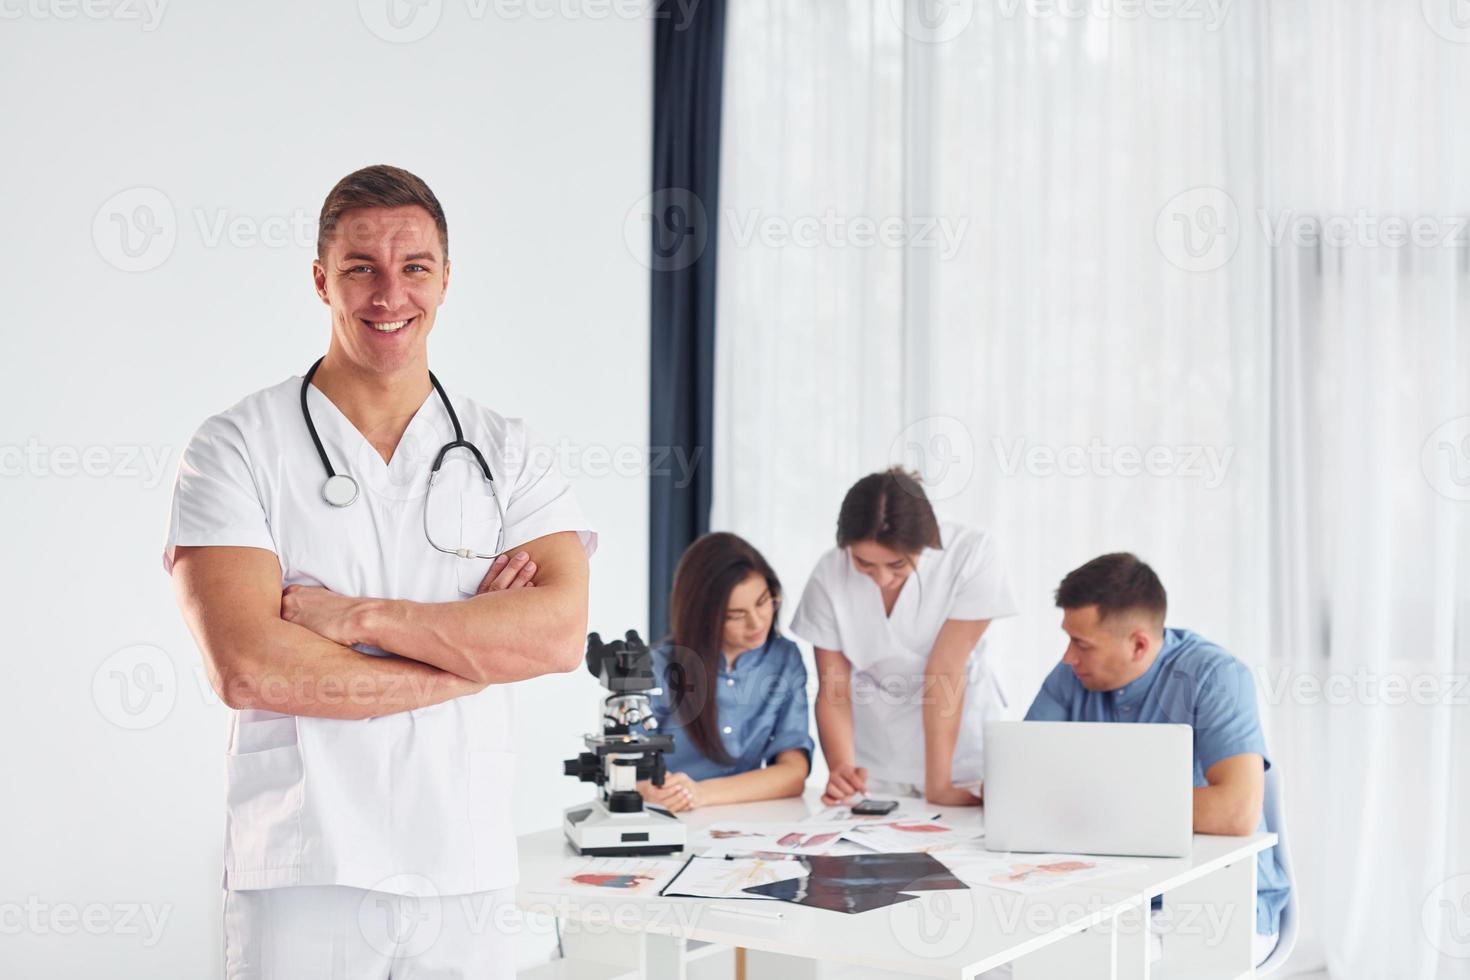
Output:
(665, 532), (783, 765)
(836, 467), (942, 553)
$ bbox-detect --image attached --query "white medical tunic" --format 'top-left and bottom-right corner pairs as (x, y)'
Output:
(789, 522), (1017, 787)
(162, 374), (597, 897)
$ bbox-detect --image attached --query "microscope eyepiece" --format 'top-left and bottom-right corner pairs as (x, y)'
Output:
(583, 629), (656, 692)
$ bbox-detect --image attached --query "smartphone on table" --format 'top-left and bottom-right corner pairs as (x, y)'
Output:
(850, 798), (899, 816)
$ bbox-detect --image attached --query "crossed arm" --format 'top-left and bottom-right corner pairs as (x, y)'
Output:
(171, 532), (588, 719)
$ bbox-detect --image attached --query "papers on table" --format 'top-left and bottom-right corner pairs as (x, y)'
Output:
(693, 815), (985, 859)
(659, 854), (808, 900)
(560, 818), (1133, 915)
(742, 852), (968, 914)
(937, 852), (1144, 894)
(536, 856), (680, 897)
(693, 821), (860, 856)
(662, 851), (972, 913)
(847, 819), (986, 855)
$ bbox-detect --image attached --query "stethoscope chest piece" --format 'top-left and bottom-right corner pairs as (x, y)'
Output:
(322, 473), (359, 508)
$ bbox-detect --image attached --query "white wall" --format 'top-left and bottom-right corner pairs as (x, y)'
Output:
(0, 4), (650, 976)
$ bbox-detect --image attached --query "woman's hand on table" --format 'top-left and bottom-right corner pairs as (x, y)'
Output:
(637, 772), (701, 812)
(924, 781), (982, 806)
(820, 763), (868, 805)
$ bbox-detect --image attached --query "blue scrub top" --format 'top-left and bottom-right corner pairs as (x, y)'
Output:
(1025, 627), (1291, 936)
(643, 634), (814, 782)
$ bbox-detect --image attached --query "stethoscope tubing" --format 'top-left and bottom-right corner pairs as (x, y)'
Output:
(300, 356), (506, 558)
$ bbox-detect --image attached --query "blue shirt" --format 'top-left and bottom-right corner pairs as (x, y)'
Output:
(643, 634), (815, 781)
(1024, 627), (1291, 936)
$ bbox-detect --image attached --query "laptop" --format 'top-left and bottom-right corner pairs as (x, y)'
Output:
(983, 720), (1194, 857)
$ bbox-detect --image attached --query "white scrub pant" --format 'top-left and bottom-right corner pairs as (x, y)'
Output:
(223, 884), (517, 979)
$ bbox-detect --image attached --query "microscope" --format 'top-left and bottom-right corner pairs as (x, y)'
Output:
(562, 630), (687, 856)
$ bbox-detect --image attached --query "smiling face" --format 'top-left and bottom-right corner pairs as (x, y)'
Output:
(847, 539), (920, 593)
(1058, 604), (1160, 691)
(312, 205), (449, 376)
(722, 572), (776, 656)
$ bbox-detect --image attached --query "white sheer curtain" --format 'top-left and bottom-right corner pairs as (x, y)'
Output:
(1265, 3), (1470, 977)
(711, 0), (908, 603)
(713, 1), (1469, 976)
(713, 0), (1269, 706)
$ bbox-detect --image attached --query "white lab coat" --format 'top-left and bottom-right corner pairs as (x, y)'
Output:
(162, 374), (596, 897)
(789, 522), (1017, 787)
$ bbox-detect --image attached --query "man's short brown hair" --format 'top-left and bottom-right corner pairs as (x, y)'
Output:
(1055, 552), (1167, 625)
(317, 164), (448, 261)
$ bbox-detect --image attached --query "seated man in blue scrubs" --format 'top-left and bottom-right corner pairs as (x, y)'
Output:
(637, 532), (814, 811)
(1024, 552), (1290, 967)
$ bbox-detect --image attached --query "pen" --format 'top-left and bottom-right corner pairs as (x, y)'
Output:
(708, 904), (785, 921)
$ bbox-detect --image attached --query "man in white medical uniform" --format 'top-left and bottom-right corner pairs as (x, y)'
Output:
(791, 468), (1017, 806)
(163, 165), (596, 978)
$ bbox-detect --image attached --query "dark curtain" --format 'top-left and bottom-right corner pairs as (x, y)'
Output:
(648, 0), (727, 641)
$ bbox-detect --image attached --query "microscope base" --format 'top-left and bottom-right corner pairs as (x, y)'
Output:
(563, 801), (687, 857)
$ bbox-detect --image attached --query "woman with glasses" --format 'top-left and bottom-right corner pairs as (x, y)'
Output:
(634, 532), (814, 812)
(791, 468), (1018, 807)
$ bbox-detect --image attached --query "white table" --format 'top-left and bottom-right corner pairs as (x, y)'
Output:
(515, 794), (1275, 980)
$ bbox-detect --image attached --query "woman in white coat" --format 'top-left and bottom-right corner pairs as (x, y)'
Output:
(791, 468), (1017, 806)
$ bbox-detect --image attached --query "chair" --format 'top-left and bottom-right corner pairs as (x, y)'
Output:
(1256, 763), (1299, 976)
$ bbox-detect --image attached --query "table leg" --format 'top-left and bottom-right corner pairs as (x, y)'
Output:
(1107, 900), (1151, 980)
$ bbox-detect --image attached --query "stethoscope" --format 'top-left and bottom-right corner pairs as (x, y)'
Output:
(300, 356), (506, 559)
